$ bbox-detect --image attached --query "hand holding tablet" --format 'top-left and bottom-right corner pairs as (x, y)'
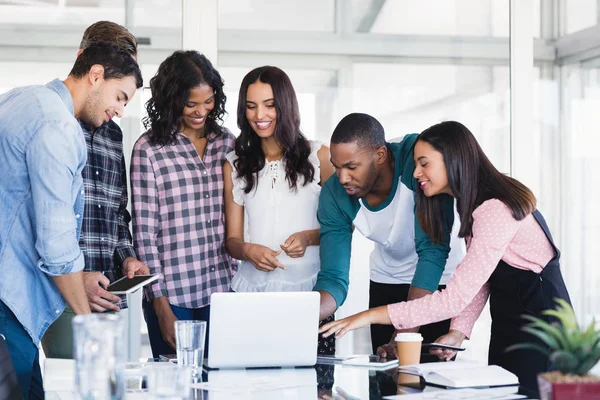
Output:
(107, 274), (160, 294)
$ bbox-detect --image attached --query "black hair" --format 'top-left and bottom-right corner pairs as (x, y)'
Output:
(331, 113), (386, 150)
(143, 50), (227, 146)
(416, 121), (536, 242)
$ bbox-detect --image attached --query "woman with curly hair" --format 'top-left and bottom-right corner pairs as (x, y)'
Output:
(223, 66), (335, 354)
(130, 50), (235, 357)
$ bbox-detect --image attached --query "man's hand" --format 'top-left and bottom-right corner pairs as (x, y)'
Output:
(121, 257), (150, 278)
(430, 330), (466, 361)
(244, 243), (286, 272)
(52, 271), (92, 315)
(280, 231), (310, 258)
(153, 297), (178, 350)
(83, 271), (121, 312)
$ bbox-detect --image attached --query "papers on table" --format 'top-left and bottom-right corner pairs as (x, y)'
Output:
(341, 355), (398, 369)
(397, 362), (519, 388)
(384, 386), (525, 399)
(317, 354), (398, 369)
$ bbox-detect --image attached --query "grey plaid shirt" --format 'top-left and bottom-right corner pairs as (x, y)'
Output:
(80, 120), (136, 275)
(130, 129), (236, 308)
(80, 120), (137, 308)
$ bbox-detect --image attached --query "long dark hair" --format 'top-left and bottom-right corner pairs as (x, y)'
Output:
(416, 121), (536, 242)
(234, 66), (314, 194)
(143, 50), (226, 146)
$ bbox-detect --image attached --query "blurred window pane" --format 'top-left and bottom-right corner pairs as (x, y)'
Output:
(562, 0), (597, 35)
(218, 0), (335, 32)
(355, 0), (509, 37)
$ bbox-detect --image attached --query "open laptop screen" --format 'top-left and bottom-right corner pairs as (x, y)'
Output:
(207, 292), (320, 369)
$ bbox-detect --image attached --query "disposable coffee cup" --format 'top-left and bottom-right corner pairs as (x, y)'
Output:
(395, 332), (423, 366)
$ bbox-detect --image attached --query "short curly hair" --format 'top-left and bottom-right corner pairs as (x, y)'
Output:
(143, 51), (227, 146)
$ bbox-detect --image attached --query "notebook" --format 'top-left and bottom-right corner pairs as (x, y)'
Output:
(207, 292), (320, 368)
(383, 386), (525, 399)
(398, 362), (519, 388)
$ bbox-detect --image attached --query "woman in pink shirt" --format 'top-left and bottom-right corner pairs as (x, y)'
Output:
(320, 121), (571, 395)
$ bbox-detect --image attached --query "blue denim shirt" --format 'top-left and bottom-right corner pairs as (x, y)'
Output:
(0, 79), (86, 345)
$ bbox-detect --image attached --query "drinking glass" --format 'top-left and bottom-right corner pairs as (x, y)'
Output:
(73, 313), (125, 399)
(175, 320), (206, 377)
(146, 363), (192, 400)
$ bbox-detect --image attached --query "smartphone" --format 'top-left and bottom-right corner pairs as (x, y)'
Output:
(421, 342), (465, 351)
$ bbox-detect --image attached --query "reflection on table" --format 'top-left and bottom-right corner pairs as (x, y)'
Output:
(45, 359), (535, 399)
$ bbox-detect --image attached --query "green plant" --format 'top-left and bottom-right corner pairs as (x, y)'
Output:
(507, 298), (600, 376)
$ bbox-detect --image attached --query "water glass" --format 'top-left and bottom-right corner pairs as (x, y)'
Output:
(123, 362), (146, 390)
(73, 313), (125, 400)
(175, 320), (206, 375)
(146, 363), (192, 400)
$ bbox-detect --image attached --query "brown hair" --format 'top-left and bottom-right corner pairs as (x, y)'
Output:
(234, 66), (314, 194)
(79, 21), (137, 57)
(415, 121), (536, 242)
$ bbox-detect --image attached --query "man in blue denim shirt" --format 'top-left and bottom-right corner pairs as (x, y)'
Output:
(0, 42), (143, 398)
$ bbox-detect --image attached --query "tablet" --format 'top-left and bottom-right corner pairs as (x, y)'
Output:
(341, 355), (398, 369)
(107, 274), (159, 294)
(421, 343), (466, 351)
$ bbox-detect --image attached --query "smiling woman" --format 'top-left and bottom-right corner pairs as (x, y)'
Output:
(222, 65), (336, 356)
(130, 50), (236, 360)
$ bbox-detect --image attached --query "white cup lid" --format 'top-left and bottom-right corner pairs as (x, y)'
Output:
(395, 332), (423, 342)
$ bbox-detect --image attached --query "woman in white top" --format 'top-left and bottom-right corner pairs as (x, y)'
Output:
(224, 66), (334, 353)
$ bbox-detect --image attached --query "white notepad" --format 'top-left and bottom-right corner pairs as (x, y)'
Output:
(383, 386), (525, 400)
(398, 362), (519, 388)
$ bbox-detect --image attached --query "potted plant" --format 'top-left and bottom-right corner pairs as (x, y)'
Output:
(508, 298), (600, 400)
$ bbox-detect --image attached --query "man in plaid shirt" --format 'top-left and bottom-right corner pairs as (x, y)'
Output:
(41, 21), (149, 359)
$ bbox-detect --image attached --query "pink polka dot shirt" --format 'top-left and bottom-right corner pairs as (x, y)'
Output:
(387, 199), (555, 339)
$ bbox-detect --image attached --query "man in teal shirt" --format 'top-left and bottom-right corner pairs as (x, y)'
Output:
(313, 113), (464, 355)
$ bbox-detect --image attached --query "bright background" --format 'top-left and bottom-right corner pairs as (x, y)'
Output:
(1, 0), (598, 378)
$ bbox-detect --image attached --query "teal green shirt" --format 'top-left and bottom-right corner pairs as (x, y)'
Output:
(313, 134), (456, 309)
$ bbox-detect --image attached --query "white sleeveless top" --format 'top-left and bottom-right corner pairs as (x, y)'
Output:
(226, 141), (322, 292)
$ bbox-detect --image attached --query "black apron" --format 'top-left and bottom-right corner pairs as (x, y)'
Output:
(487, 210), (571, 396)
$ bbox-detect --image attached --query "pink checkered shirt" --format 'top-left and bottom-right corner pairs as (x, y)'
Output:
(130, 129), (236, 308)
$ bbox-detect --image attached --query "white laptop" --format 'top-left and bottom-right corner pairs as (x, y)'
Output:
(207, 292), (320, 368)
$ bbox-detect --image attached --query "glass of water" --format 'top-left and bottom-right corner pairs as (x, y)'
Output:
(73, 313), (125, 399)
(175, 320), (206, 377)
(146, 363), (192, 400)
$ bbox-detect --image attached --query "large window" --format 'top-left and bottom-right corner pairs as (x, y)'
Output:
(1, 0), (598, 373)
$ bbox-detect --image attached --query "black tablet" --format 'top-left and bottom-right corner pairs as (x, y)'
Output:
(107, 274), (160, 294)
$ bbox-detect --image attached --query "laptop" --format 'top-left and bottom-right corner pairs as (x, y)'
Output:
(207, 292), (320, 369)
